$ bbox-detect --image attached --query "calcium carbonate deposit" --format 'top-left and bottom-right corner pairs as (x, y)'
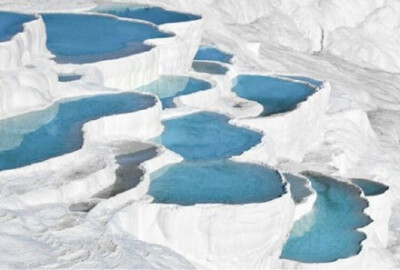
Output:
(0, 0), (400, 269)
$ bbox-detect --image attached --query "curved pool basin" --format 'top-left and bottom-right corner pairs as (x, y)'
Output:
(0, 11), (35, 42)
(233, 75), (316, 116)
(194, 45), (233, 64)
(137, 75), (212, 108)
(0, 93), (155, 171)
(283, 173), (312, 204)
(93, 5), (200, 25)
(41, 13), (172, 64)
(281, 173), (371, 263)
(148, 160), (285, 205)
(351, 178), (389, 196)
(192, 61), (228, 75)
(153, 112), (261, 160)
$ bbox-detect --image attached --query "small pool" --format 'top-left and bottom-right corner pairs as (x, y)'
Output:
(351, 178), (389, 196)
(192, 61), (228, 75)
(93, 5), (200, 25)
(58, 74), (82, 82)
(41, 13), (172, 64)
(0, 93), (155, 171)
(153, 112), (261, 160)
(148, 160), (284, 205)
(194, 45), (233, 64)
(233, 75), (316, 116)
(280, 173), (371, 263)
(0, 11), (35, 42)
(283, 173), (312, 204)
(137, 76), (211, 108)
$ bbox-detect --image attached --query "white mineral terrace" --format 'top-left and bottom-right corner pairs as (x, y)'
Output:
(0, 0), (399, 269)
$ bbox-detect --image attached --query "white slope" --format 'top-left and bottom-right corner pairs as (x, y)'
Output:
(0, 0), (400, 269)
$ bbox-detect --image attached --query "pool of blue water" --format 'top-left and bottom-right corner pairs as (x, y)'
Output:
(41, 13), (172, 64)
(281, 173), (371, 263)
(194, 45), (233, 64)
(153, 112), (261, 160)
(233, 75), (316, 116)
(58, 74), (82, 82)
(148, 160), (284, 205)
(352, 178), (389, 196)
(0, 93), (155, 171)
(137, 76), (211, 108)
(93, 5), (200, 25)
(0, 11), (35, 42)
(192, 61), (228, 75)
(283, 173), (312, 204)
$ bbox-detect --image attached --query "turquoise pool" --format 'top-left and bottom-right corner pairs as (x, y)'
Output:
(281, 173), (371, 263)
(153, 112), (261, 160)
(0, 93), (155, 171)
(233, 75), (316, 116)
(148, 160), (285, 205)
(42, 13), (172, 64)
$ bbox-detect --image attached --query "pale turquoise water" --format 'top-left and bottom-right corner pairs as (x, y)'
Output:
(192, 61), (228, 75)
(42, 13), (172, 64)
(280, 173), (371, 263)
(352, 178), (389, 196)
(0, 11), (34, 42)
(283, 173), (312, 204)
(194, 45), (233, 63)
(137, 76), (211, 108)
(148, 160), (284, 205)
(93, 5), (200, 25)
(153, 112), (261, 160)
(0, 93), (155, 171)
(233, 75), (315, 116)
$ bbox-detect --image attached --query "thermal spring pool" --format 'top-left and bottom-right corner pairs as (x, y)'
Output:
(280, 173), (371, 263)
(283, 173), (313, 204)
(351, 178), (389, 196)
(0, 93), (155, 171)
(41, 13), (172, 64)
(153, 112), (261, 160)
(148, 160), (285, 205)
(194, 45), (233, 63)
(93, 5), (200, 25)
(137, 75), (211, 108)
(0, 11), (34, 42)
(233, 75), (316, 116)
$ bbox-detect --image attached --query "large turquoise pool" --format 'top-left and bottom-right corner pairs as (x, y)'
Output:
(148, 160), (285, 205)
(233, 75), (316, 116)
(281, 173), (371, 263)
(0, 93), (155, 171)
(153, 112), (261, 160)
(42, 13), (172, 64)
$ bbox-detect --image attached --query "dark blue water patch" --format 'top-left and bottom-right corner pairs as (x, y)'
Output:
(137, 76), (211, 108)
(283, 75), (323, 87)
(0, 11), (35, 42)
(0, 93), (155, 171)
(283, 173), (313, 204)
(233, 75), (316, 116)
(194, 45), (233, 64)
(153, 112), (262, 160)
(93, 5), (200, 25)
(148, 160), (285, 205)
(280, 172), (371, 263)
(192, 61), (228, 75)
(41, 13), (172, 64)
(351, 178), (389, 196)
(58, 74), (82, 82)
